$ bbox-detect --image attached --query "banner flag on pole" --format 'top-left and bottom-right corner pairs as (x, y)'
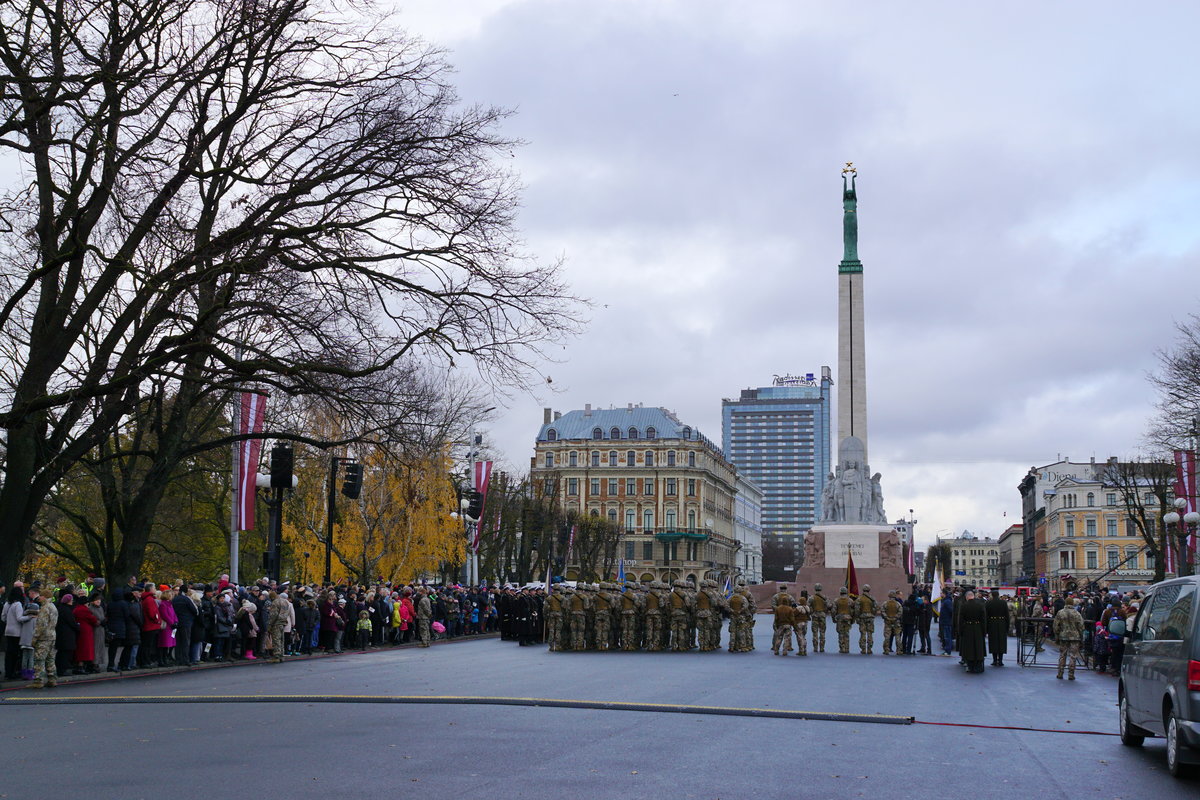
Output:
(565, 524), (577, 570)
(617, 559), (625, 587)
(723, 575), (732, 598)
(929, 565), (943, 606)
(234, 391), (267, 531)
(844, 550), (859, 595)
(471, 460), (494, 553)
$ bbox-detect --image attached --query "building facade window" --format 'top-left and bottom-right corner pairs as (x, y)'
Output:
(625, 509), (636, 529)
(1086, 551), (1097, 569)
(645, 451), (654, 467)
(593, 427), (603, 440)
(666, 509), (677, 529)
(643, 509), (654, 529)
(568, 451), (577, 467)
(547, 429), (557, 441)
(591, 451), (600, 467)
(1107, 550), (1120, 569)
(626, 450), (636, 466)
(625, 542), (635, 560)
(608, 509), (617, 523)
(545, 453), (554, 468)
(1087, 492), (1095, 507)
(1085, 519), (1096, 537)
(1107, 519), (1118, 537)
(626, 478), (637, 495)
(608, 479), (618, 496)
(628, 427), (639, 440)
(667, 451), (676, 466)
(642, 541), (653, 560)
(688, 510), (697, 528)
(644, 479), (654, 495)
(687, 479), (697, 496)
(609, 450), (618, 466)
(543, 478), (554, 494)
(688, 452), (696, 467)
(1065, 519), (1075, 537)
(610, 427), (621, 440)
(646, 427), (657, 439)
(567, 478), (578, 496)
(666, 478), (677, 496)
(1106, 493), (1117, 507)
(590, 478), (600, 495)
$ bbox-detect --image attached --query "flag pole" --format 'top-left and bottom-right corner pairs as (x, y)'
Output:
(229, 389), (240, 585)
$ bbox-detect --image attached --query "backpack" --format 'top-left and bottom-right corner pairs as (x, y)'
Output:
(1107, 617), (1126, 636)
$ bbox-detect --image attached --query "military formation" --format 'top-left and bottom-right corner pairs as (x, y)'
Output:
(544, 578), (757, 653)
(771, 583), (919, 656)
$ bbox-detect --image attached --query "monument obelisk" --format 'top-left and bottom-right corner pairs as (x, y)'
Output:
(789, 164), (908, 599)
(837, 163), (868, 462)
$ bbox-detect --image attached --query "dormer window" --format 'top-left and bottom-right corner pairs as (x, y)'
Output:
(547, 429), (557, 441)
(628, 427), (639, 440)
(646, 426), (657, 440)
(592, 427), (603, 440)
(610, 427), (621, 439)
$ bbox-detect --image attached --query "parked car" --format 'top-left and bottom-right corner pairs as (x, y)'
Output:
(1119, 575), (1200, 777)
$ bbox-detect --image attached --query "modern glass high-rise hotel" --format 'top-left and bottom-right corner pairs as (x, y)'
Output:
(721, 369), (833, 561)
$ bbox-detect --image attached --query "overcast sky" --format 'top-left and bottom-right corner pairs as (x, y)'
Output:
(394, 0), (1200, 549)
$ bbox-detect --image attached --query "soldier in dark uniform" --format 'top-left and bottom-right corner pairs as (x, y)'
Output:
(984, 590), (1011, 666)
(958, 590), (987, 673)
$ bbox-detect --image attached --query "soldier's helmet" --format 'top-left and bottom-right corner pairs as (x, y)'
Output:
(814, 583), (823, 592)
(736, 579), (747, 587)
(839, 587), (848, 595)
(862, 585), (871, 593)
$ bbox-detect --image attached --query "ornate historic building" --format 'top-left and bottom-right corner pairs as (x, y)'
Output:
(533, 404), (741, 585)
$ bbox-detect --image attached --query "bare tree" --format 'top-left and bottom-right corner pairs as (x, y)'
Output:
(1103, 457), (1177, 581)
(1148, 316), (1200, 451)
(0, 0), (579, 585)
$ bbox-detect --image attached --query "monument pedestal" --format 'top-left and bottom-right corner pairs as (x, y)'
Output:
(795, 525), (909, 596)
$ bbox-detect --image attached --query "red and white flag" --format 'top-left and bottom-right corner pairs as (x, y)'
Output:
(471, 460), (494, 552)
(234, 391), (268, 531)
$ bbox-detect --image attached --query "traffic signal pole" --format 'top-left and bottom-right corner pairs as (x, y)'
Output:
(324, 455), (339, 584)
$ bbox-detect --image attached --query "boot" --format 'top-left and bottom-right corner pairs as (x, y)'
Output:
(1068, 674), (1075, 680)
(1056, 672), (1063, 679)
(29, 680), (44, 689)
(245, 650), (256, 660)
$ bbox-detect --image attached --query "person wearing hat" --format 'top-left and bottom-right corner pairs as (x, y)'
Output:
(55, 593), (79, 676)
(139, 584), (162, 668)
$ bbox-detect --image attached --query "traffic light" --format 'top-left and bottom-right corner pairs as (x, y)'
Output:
(270, 443), (294, 488)
(467, 490), (484, 518)
(342, 461), (363, 499)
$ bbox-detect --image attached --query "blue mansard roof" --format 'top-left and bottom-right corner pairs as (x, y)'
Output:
(537, 405), (724, 457)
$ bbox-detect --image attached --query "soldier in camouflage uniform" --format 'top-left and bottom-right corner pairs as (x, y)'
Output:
(416, 588), (433, 647)
(30, 592), (58, 688)
(772, 599), (797, 655)
(567, 584), (589, 651)
(694, 580), (715, 651)
(832, 586), (854, 654)
(685, 580), (700, 650)
(793, 595), (810, 656)
(268, 590), (291, 663)
(618, 583), (640, 651)
(809, 583), (828, 653)
(857, 585), (879, 654)
(668, 581), (692, 652)
(593, 583), (615, 651)
(703, 580), (727, 651)
(881, 589), (904, 655)
(544, 586), (566, 651)
(1052, 598), (1085, 679)
(770, 584), (796, 654)
(733, 578), (757, 652)
(643, 582), (666, 650)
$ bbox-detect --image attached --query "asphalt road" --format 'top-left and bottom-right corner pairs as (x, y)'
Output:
(3, 627), (1196, 798)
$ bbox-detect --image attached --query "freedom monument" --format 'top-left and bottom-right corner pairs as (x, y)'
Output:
(795, 164), (909, 593)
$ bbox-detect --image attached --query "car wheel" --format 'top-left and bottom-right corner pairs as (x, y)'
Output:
(1119, 693), (1144, 747)
(1166, 712), (1194, 778)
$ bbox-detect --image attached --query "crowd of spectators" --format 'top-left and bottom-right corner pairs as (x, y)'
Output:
(2, 573), (525, 687)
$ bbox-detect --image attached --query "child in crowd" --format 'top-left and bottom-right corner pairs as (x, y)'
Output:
(356, 610), (372, 651)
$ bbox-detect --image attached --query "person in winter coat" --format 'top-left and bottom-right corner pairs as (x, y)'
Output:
(157, 590), (179, 666)
(106, 589), (129, 672)
(318, 593), (339, 652)
(73, 596), (101, 673)
(213, 592), (235, 661)
(139, 585), (162, 667)
(235, 601), (259, 659)
(123, 588), (144, 669)
(3, 585), (26, 680)
(195, 587), (216, 663)
(171, 588), (198, 666)
(55, 595), (80, 675)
